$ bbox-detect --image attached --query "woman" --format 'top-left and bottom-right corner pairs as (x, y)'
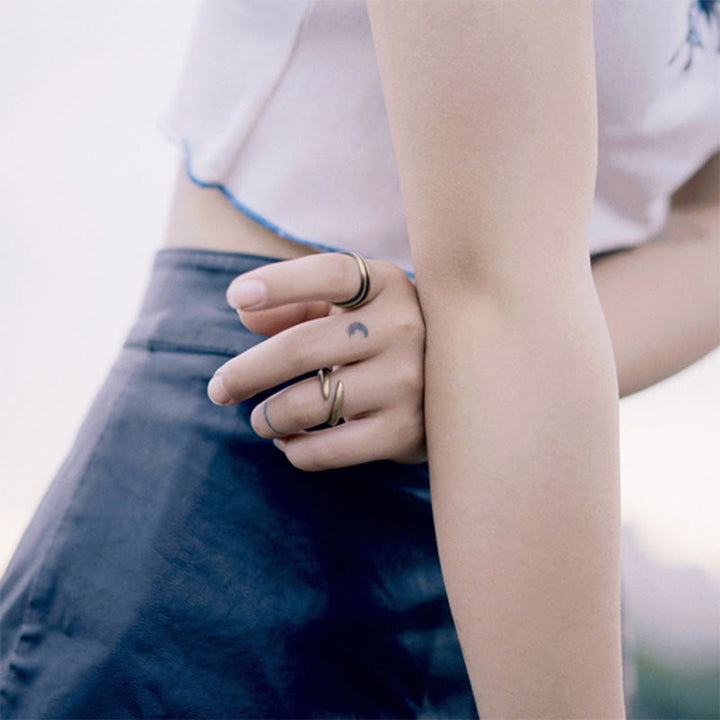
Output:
(1, 1), (717, 717)
(209, 152), (719, 469)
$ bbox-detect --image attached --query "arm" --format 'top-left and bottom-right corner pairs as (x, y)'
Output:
(593, 157), (720, 396)
(211, 199), (718, 473)
(368, 2), (624, 718)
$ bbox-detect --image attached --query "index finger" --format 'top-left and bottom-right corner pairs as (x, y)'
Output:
(225, 252), (385, 312)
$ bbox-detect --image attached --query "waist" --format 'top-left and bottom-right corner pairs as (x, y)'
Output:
(126, 247), (284, 357)
(163, 166), (320, 261)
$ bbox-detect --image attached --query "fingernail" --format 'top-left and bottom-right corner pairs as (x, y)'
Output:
(207, 373), (232, 405)
(228, 279), (266, 310)
(273, 438), (286, 452)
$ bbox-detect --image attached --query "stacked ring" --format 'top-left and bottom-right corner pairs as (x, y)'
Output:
(328, 382), (344, 426)
(332, 252), (371, 309)
(317, 367), (344, 426)
(317, 368), (332, 400)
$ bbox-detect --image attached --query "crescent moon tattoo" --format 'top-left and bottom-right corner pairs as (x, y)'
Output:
(347, 322), (369, 338)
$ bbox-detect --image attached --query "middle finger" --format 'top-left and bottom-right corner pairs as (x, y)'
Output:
(213, 312), (379, 404)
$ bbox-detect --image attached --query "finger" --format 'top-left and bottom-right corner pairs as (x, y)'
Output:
(225, 252), (387, 312)
(274, 414), (421, 472)
(209, 313), (378, 404)
(250, 360), (390, 439)
(237, 300), (329, 337)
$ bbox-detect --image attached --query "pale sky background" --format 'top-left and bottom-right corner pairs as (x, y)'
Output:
(1, 0), (718, 590)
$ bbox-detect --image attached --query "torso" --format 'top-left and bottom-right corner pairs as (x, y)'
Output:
(164, 150), (719, 261)
(161, 0), (720, 266)
(163, 166), (318, 261)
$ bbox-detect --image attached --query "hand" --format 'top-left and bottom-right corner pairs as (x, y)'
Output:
(207, 253), (427, 471)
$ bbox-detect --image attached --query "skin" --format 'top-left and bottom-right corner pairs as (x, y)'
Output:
(197, 149), (719, 467)
(208, 252), (427, 470)
(161, 2), (719, 713)
(593, 157), (720, 397)
(182, 101), (716, 720)
(366, 3), (624, 717)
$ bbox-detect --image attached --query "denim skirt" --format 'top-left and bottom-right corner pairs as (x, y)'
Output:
(0, 248), (476, 719)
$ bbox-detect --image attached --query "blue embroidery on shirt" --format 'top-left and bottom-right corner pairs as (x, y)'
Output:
(670, 0), (720, 70)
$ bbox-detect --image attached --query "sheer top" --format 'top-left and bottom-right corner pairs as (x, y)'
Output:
(161, 0), (720, 272)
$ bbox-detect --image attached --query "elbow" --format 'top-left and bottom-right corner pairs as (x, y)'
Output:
(415, 245), (597, 336)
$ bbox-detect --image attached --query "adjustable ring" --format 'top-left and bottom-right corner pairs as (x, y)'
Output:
(327, 381), (344, 426)
(317, 367), (332, 400)
(332, 252), (371, 309)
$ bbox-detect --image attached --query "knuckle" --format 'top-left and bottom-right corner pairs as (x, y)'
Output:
(386, 410), (424, 455)
(378, 261), (415, 295)
(383, 261), (409, 285)
(394, 362), (424, 398)
(398, 408), (421, 439)
(409, 408), (426, 445)
(393, 312), (423, 342)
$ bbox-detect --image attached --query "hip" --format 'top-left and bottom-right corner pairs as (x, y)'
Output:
(0, 247), (474, 718)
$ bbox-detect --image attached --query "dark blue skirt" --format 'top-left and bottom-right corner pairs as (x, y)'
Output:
(0, 249), (476, 719)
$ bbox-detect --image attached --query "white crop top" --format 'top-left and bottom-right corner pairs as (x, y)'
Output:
(160, 0), (720, 273)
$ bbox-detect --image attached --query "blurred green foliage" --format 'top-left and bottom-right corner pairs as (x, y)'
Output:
(632, 649), (719, 719)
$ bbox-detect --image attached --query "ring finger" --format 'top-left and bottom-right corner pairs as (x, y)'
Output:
(250, 359), (389, 439)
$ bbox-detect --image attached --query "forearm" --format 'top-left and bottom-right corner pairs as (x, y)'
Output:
(424, 281), (624, 719)
(368, 1), (625, 715)
(593, 201), (720, 397)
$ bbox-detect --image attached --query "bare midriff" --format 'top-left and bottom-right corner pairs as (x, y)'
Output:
(163, 151), (719, 261)
(163, 166), (319, 261)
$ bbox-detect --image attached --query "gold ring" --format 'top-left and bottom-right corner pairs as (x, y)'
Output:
(317, 367), (332, 400)
(328, 381), (344, 426)
(332, 252), (371, 309)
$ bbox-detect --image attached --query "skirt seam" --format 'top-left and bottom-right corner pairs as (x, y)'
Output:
(123, 339), (243, 358)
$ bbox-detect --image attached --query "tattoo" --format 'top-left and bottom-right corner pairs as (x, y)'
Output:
(347, 322), (369, 338)
(263, 401), (283, 436)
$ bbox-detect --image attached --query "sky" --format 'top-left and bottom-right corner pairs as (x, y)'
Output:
(1, 0), (718, 583)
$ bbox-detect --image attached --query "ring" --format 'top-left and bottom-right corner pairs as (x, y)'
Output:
(327, 381), (344, 426)
(317, 367), (332, 400)
(332, 252), (371, 309)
